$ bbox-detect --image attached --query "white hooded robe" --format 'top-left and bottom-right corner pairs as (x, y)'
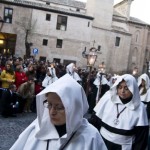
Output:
(10, 74), (107, 150)
(66, 63), (81, 82)
(94, 74), (149, 150)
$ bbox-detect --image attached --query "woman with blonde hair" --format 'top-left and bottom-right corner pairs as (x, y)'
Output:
(0, 62), (15, 89)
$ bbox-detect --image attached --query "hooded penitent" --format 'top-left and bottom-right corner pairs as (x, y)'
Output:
(93, 71), (109, 101)
(66, 63), (81, 81)
(93, 72), (109, 87)
(94, 74), (149, 150)
(42, 67), (58, 87)
(48, 67), (58, 80)
(109, 75), (120, 88)
(10, 74), (107, 150)
(36, 74), (89, 137)
(138, 73), (150, 90)
(110, 74), (141, 110)
(138, 73), (150, 102)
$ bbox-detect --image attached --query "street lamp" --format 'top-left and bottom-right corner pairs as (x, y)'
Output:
(99, 62), (105, 73)
(82, 46), (98, 95)
(132, 67), (138, 75)
(86, 47), (97, 67)
(82, 47), (98, 66)
(97, 62), (106, 100)
(132, 67), (138, 80)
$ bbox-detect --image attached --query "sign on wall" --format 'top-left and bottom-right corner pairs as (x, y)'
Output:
(33, 48), (38, 55)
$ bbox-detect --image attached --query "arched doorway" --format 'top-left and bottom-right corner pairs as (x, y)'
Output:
(0, 32), (17, 57)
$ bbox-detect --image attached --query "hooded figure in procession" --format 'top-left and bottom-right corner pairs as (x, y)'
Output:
(42, 67), (58, 88)
(93, 71), (110, 102)
(48, 64), (58, 83)
(10, 74), (107, 150)
(89, 74), (149, 150)
(66, 63), (81, 83)
(138, 73), (150, 119)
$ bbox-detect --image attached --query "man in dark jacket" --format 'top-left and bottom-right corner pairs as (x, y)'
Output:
(1, 84), (17, 118)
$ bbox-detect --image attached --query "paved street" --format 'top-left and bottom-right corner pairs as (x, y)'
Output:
(1, 112), (149, 150)
(0, 112), (91, 150)
(0, 113), (36, 150)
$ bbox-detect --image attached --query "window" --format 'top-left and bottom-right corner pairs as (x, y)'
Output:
(46, 14), (51, 21)
(97, 45), (101, 51)
(56, 15), (67, 31)
(53, 58), (60, 63)
(76, 8), (80, 12)
(135, 35), (138, 42)
(88, 21), (90, 27)
(135, 30), (140, 43)
(115, 37), (120, 47)
(63, 60), (76, 66)
(43, 39), (48, 46)
(46, 2), (50, 5)
(56, 39), (63, 48)
(4, 8), (13, 23)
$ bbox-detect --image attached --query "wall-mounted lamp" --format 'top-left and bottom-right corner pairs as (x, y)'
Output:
(0, 40), (4, 44)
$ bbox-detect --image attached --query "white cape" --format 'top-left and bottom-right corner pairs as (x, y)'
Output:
(10, 74), (107, 150)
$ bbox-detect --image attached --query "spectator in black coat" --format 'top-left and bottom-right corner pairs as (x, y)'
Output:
(1, 84), (17, 118)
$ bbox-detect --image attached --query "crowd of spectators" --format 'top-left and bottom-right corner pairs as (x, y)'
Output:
(0, 54), (113, 118)
(0, 55), (93, 117)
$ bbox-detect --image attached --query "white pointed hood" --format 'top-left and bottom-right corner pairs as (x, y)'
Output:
(109, 75), (120, 87)
(35, 74), (89, 140)
(66, 63), (81, 81)
(93, 72), (108, 86)
(48, 67), (58, 78)
(138, 73), (150, 90)
(110, 74), (141, 110)
(66, 63), (74, 75)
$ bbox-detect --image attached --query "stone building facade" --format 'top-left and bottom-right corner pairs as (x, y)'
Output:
(114, 0), (150, 74)
(0, 0), (150, 75)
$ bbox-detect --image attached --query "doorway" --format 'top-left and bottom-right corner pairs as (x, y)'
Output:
(0, 32), (17, 56)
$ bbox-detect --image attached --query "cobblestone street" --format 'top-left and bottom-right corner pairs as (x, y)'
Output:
(0, 113), (36, 150)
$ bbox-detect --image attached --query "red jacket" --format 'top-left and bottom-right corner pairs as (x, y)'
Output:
(15, 71), (28, 89)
